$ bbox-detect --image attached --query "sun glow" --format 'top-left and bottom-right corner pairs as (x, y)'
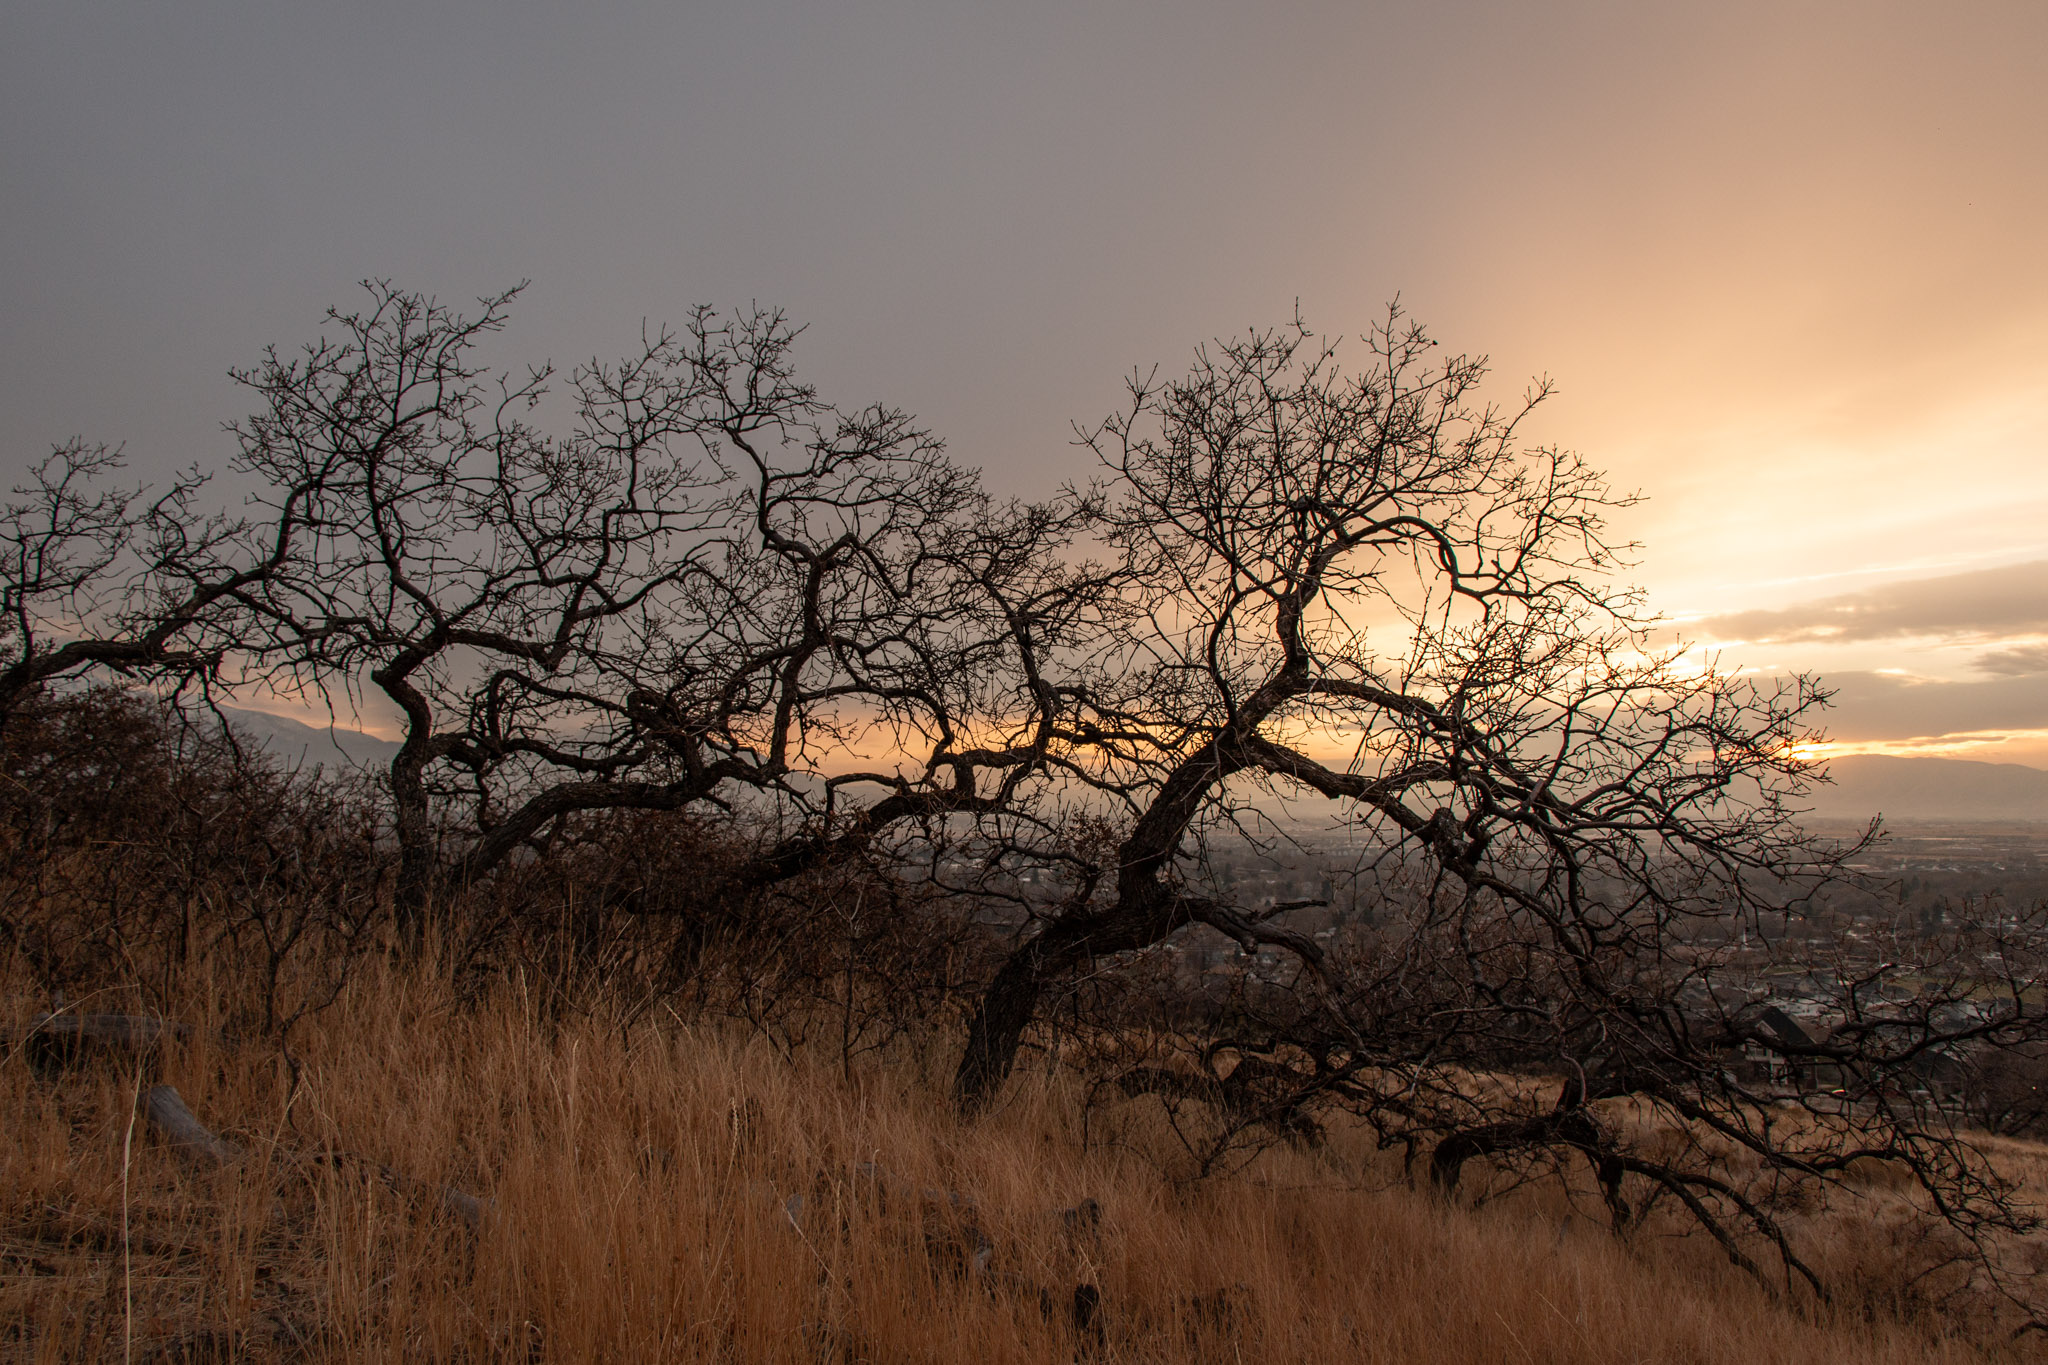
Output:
(1791, 729), (2048, 763)
(1781, 741), (1839, 766)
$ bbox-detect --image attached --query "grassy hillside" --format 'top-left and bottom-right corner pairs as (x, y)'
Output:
(3, 951), (2025, 1364)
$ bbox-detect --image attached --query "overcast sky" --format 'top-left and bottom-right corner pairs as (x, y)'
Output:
(6, 1), (2046, 760)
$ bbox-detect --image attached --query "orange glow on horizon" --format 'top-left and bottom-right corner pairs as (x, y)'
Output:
(1789, 730), (2048, 765)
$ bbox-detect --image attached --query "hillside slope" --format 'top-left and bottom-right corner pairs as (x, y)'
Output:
(3, 959), (2006, 1363)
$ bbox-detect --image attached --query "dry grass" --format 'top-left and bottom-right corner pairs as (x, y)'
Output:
(3, 950), (2025, 1364)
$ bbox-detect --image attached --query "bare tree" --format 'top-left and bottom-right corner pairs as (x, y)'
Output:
(222, 284), (1110, 928)
(0, 442), (288, 726)
(954, 308), (1843, 1104)
(942, 309), (2048, 1309)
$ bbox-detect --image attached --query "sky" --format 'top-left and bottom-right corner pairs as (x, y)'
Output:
(5, 1), (2046, 761)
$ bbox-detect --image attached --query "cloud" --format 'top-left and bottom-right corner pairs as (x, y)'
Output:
(1977, 643), (2048, 677)
(1805, 669), (2048, 747)
(1697, 560), (2048, 647)
(1794, 728), (2048, 761)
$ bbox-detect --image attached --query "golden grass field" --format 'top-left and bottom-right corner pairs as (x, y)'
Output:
(7, 943), (2042, 1364)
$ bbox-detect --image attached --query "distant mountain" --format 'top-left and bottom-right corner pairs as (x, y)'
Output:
(1804, 754), (2048, 824)
(214, 705), (400, 772)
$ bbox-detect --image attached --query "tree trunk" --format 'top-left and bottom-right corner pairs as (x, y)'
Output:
(953, 950), (1055, 1111)
(952, 882), (1187, 1113)
(951, 741), (1235, 1113)
(391, 791), (439, 944)
(371, 656), (445, 944)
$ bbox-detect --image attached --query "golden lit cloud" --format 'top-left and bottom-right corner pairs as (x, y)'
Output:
(1695, 561), (2048, 649)
(1793, 729), (2048, 761)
